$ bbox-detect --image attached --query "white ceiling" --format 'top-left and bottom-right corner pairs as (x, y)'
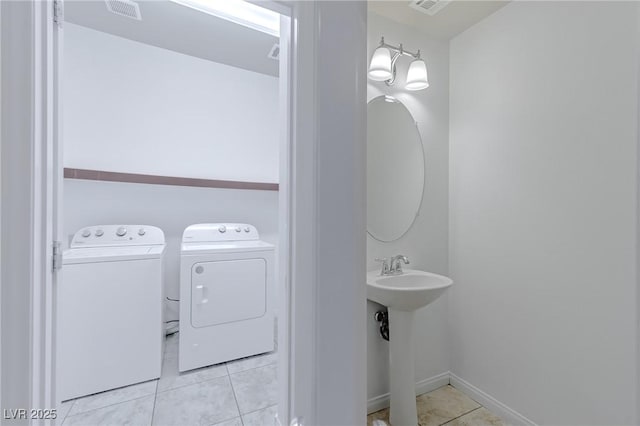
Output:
(65, 1), (504, 77)
(369, 1), (509, 40)
(64, 1), (279, 77)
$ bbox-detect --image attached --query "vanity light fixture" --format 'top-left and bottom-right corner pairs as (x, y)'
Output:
(368, 37), (429, 91)
(170, 0), (280, 37)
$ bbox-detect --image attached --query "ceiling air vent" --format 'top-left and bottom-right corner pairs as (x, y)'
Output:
(408, 0), (451, 16)
(105, 0), (142, 20)
(267, 43), (280, 61)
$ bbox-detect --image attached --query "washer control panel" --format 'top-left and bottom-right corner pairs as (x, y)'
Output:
(70, 225), (165, 248)
(182, 223), (259, 243)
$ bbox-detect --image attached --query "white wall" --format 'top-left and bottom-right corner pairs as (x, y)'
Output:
(449, 2), (639, 424)
(366, 12), (450, 405)
(63, 23), (280, 322)
(64, 23), (279, 183)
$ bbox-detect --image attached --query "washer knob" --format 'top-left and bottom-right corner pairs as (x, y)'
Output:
(81, 229), (91, 238)
(219, 225), (226, 233)
(138, 228), (146, 236)
(235, 227), (241, 232)
(244, 227), (250, 233)
(116, 227), (127, 237)
(95, 229), (104, 237)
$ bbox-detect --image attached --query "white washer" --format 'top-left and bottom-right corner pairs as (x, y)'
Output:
(179, 223), (274, 372)
(59, 225), (166, 401)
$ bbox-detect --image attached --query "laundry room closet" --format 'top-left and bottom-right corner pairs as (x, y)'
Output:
(57, 1), (284, 424)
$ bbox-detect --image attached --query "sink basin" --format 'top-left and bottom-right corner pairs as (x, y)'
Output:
(367, 269), (452, 426)
(367, 269), (452, 311)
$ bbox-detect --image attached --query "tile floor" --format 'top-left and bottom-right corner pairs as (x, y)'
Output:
(367, 385), (504, 426)
(59, 334), (278, 426)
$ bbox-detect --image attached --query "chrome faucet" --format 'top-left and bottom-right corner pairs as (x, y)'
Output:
(390, 254), (410, 274)
(375, 255), (410, 275)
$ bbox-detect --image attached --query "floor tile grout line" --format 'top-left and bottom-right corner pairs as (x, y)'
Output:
(241, 403), (277, 417)
(157, 356), (276, 395)
(227, 374), (245, 426)
(240, 403), (277, 423)
(157, 354), (242, 426)
(60, 400), (75, 425)
(153, 360), (276, 423)
(67, 379), (159, 413)
(437, 406), (482, 426)
(156, 360), (279, 394)
(211, 414), (244, 426)
(150, 380), (159, 426)
(64, 337), (275, 424)
(227, 360), (278, 377)
(156, 370), (230, 395)
(64, 391), (157, 419)
(227, 353), (278, 374)
(157, 362), (278, 393)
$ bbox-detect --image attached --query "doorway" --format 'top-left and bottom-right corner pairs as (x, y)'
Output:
(55, 1), (291, 425)
(1, 1), (368, 424)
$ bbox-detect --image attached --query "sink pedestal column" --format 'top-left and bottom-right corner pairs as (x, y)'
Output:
(388, 308), (417, 426)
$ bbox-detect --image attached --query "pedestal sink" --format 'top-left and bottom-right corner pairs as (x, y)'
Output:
(367, 269), (453, 426)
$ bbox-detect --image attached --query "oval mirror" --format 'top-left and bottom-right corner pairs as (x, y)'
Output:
(367, 96), (425, 242)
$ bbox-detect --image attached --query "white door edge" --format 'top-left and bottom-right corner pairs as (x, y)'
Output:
(1, 0), (59, 424)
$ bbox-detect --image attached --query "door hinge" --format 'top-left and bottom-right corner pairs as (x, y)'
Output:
(53, 0), (64, 27)
(53, 241), (63, 272)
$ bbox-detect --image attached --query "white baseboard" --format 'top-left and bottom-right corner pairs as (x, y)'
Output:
(367, 371), (536, 425)
(449, 373), (536, 426)
(367, 371), (450, 414)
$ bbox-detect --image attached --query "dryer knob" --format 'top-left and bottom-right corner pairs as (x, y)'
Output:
(138, 228), (146, 236)
(219, 226), (227, 233)
(116, 227), (127, 237)
(235, 227), (241, 232)
(95, 229), (104, 237)
(82, 229), (91, 238)
(244, 227), (250, 233)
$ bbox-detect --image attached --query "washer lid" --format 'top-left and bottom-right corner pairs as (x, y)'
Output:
(63, 245), (166, 265)
(181, 240), (274, 255)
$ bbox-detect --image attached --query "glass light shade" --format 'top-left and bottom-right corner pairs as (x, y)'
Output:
(368, 47), (392, 81)
(405, 58), (429, 91)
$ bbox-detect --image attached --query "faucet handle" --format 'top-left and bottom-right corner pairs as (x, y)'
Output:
(375, 258), (390, 275)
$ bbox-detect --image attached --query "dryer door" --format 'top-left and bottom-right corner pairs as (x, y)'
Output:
(191, 258), (267, 327)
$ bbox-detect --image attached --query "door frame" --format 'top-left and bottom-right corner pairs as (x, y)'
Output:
(0, 1), (367, 425)
(1, 0), (58, 421)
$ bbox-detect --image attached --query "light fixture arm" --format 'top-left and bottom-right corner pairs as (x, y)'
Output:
(377, 37), (421, 86)
(368, 36), (429, 91)
(378, 36), (421, 59)
(386, 51), (401, 86)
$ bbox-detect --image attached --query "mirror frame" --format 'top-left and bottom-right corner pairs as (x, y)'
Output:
(366, 95), (426, 242)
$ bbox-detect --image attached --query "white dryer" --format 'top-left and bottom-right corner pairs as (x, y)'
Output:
(59, 225), (165, 401)
(179, 223), (274, 372)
